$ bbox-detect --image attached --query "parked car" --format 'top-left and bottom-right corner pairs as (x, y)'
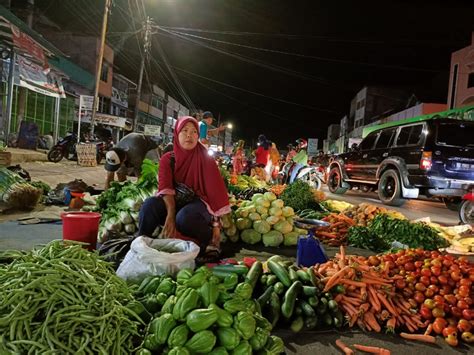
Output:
(327, 118), (474, 207)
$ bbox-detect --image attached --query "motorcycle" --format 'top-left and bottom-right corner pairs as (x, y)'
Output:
(459, 192), (474, 225)
(47, 132), (77, 163)
(278, 161), (322, 190)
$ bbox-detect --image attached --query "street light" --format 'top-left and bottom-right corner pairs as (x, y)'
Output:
(227, 123), (233, 129)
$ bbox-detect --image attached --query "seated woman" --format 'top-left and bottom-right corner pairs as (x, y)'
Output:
(138, 116), (231, 260)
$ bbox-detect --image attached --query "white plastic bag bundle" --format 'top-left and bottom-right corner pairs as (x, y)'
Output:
(116, 236), (200, 282)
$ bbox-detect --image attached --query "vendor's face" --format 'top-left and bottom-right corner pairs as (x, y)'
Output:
(178, 122), (199, 150)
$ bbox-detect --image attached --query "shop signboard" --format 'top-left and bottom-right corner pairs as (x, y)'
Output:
(144, 124), (161, 136)
(94, 113), (128, 129)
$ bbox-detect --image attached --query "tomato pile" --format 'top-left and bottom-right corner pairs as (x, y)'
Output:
(375, 249), (474, 346)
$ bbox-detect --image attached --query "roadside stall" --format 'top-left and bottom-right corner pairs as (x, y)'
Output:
(0, 158), (473, 354)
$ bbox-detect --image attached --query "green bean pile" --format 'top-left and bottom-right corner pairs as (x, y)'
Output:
(0, 240), (143, 354)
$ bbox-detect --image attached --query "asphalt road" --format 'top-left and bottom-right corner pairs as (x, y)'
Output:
(322, 186), (459, 226)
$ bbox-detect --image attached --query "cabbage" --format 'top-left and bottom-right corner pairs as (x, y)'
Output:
(253, 220), (271, 234)
(271, 199), (284, 209)
(225, 224), (237, 237)
(293, 227), (307, 235)
(220, 232), (228, 244)
(249, 212), (262, 221)
(269, 207), (282, 217)
(264, 192), (277, 202)
(262, 230), (284, 247)
(283, 231), (299, 246)
(251, 193), (264, 202)
(221, 213), (233, 229)
(286, 217), (295, 226)
(282, 206), (295, 217)
(241, 229), (262, 244)
(274, 220), (292, 234)
(266, 216), (280, 225)
(255, 198), (271, 208)
(229, 232), (239, 243)
(120, 211), (133, 225)
(256, 206), (268, 215)
(240, 200), (251, 208)
(260, 214), (268, 220)
(244, 206), (256, 214)
(237, 208), (249, 218)
(236, 217), (252, 230)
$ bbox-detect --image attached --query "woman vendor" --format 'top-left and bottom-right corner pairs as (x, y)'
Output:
(138, 116), (231, 260)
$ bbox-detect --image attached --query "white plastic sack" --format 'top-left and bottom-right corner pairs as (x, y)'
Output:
(116, 236), (200, 282)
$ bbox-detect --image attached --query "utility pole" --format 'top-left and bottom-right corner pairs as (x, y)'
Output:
(91, 0), (111, 136)
(133, 16), (152, 132)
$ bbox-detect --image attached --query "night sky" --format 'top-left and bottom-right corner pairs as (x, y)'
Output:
(34, 0), (474, 146)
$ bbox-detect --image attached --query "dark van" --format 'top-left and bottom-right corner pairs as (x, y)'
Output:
(327, 118), (474, 207)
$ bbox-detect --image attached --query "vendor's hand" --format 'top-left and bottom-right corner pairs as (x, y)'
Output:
(219, 124), (226, 131)
(161, 216), (176, 238)
(211, 227), (221, 249)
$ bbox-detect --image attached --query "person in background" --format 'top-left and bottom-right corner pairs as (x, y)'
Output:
(286, 144), (297, 162)
(104, 133), (158, 189)
(232, 139), (245, 175)
(138, 116), (231, 261)
(254, 134), (271, 181)
(198, 111), (225, 147)
(268, 142), (280, 181)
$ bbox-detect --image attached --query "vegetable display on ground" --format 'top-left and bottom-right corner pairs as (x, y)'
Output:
(133, 263), (285, 354)
(0, 241), (142, 354)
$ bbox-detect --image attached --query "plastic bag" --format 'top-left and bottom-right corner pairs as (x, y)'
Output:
(116, 236), (200, 282)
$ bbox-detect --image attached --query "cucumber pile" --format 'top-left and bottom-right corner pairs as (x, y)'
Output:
(255, 256), (343, 332)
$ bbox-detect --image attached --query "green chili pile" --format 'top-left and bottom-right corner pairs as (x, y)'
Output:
(0, 240), (143, 354)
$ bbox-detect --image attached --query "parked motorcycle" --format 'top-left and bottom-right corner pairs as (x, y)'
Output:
(459, 192), (473, 225)
(47, 132), (77, 163)
(278, 161), (322, 190)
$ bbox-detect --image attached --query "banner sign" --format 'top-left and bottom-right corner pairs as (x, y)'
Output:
(16, 55), (65, 98)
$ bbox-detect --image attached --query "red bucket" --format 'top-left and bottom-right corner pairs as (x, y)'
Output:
(61, 212), (101, 250)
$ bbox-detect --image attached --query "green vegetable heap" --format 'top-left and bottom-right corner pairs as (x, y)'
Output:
(0, 241), (142, 354)
(133, 263), (285, 354)
(280, 180), (321, 212)
(93, 159), (159, 241)
(348, 214), (449, 251)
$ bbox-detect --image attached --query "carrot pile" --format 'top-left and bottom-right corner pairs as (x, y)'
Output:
(316, 214), (355, 246)
(314, 246), (429, 334)
(268, 184), (286, 196)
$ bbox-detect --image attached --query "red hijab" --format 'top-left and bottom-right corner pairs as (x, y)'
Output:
(160, 116), (230, 216)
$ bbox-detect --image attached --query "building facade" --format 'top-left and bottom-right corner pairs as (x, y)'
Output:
(448, 32), (474, 109)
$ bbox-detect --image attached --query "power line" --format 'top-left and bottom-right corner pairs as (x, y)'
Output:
(156, 26), (350, 90)
(159, 26), (466, 47)
(152, 35), (196, 111)
(166, 28), (443, 73)
(178, 69), (310, 128)
(152, 60), (340, 114)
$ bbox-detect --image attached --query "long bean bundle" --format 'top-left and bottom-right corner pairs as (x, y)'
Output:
(0, 240), (143, 354)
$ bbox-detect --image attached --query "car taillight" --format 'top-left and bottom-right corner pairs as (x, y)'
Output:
(420, 151), (432, 170)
